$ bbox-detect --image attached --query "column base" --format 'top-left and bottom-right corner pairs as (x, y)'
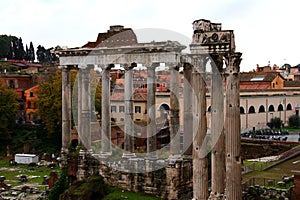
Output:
(167, 154), (182, 165)
(99, 152), (112, 159)
(208, 192), (225, 200)
(122, 152), (136, 159)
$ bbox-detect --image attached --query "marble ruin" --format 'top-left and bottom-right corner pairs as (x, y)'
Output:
(56, 19), (242, 200)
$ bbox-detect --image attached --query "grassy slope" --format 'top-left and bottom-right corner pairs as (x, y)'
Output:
(243, 154), (300, 186)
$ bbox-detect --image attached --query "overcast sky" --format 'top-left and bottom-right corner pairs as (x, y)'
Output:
(1, 0), (299, 72)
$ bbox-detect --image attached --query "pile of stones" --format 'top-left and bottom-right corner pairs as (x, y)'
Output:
(243, 185), (291, 199)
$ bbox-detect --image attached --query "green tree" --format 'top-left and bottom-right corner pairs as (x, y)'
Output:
(36, 45), (46, 63)
(24, 44), (29, 61)
(288, 114), (300, 128)
(0, 35), (12, 59)
(37, 70), (62, 142)
(0, 81), (19, 147)
(269, 117), (283, 129)
(29, 42), (35, 62)
(36, 45), (58, 63)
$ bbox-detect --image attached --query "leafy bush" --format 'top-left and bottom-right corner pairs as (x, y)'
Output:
(268, 117), (283, 129)
(288, 114), (300, 128)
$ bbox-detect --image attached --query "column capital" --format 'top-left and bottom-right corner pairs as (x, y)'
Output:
(224, 52), (242, 74)
(59, 65), (74, 70)
(168, 62), (180, 71)
(77, 64), (94, 70)
(100, 64), (114, 70)
(183, 62), (193, 71)
(191, 55), (209, 72)
(123, 62), (137, 71)
(210, 54), (224, 72)
(145, 62), (160, 69)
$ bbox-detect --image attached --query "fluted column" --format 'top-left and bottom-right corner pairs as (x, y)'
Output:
(61, 66), (71, 166)
(169, 63), (181, 158)
(146, 63), (159, 159)
(183, 63), (193, 156)
(101, 64), (114, 157)
(210, 54), (225, 199)
(77, 68), (82, 145)
(80, 65), (93, 152)
(224, 53), (242, 200)
(123, 63), (136, 158)
(192, 56), (209, 200)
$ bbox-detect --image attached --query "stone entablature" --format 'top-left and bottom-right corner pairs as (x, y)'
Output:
(56, 41), (185, 66)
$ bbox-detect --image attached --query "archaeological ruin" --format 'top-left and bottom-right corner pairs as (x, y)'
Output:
(56, 19), (243, 200)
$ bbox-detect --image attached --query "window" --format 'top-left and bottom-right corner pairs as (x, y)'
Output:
(135, 106), (141, 113)
(111, 106), (117, 112)
(278, 104), (283, 111)
(119, 106), (125, 113)
(248, 106), (255, 114)
(287, 103), (292, 111)
(9, 80), (15, 88)
(240, 107), (245, 114)
(258, 105), (265, 113)
(268, 105), (275, 112)
(30, 92), (34, 97)
(27, 101), (31, 109)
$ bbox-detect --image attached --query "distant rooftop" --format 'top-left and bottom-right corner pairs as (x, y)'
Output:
(82, 25), (138, 48)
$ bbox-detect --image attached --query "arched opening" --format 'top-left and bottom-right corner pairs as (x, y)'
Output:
(240, 107), (245, 114)
(268, 105), (275, 112)
(278, 104), (284, 111)
(258, 105), (265, 113)
(159, 103), (170, 120)
(248, 106), (255, 114)
(287, 103), (292, 111)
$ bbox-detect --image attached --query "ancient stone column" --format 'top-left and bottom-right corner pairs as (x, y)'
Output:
(101, 64), (114, 157)
(169, 63), (181, 158)
(77, 68), (82, 145)
(183, 63), (193, 156)
(80, 65), (93, 152)
(192, 56), (209, 200)
(61, 66), (71, 166)
(146, 63), (159, 159)
(224, 53), (242, 200)
(123, 63), (136, 158)
(210, 54), (225, 199)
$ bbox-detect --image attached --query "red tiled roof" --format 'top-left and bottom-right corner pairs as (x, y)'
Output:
(82, 26), (138, 48)
(110, 91), (147, 101)
(240, 84), (270, 90)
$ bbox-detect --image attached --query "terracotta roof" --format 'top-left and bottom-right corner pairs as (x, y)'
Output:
(240, 83), (270, 90)
(284, 80), (300, 87)
(110, 91), (147, 101)
(240, 72), (282, 82)
(82, 26), (138, 48)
